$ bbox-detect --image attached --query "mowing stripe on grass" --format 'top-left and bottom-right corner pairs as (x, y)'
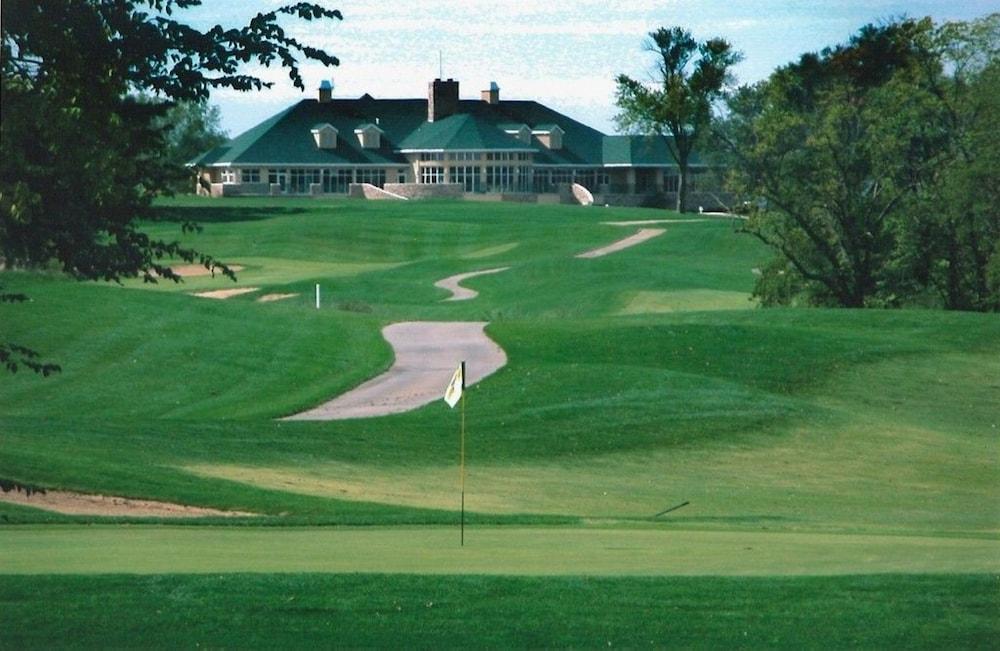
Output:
(2, 526), (997, 576)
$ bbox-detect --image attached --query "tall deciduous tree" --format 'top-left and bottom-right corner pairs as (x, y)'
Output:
(721, 15), (998, 310)
(1, 0), (341, 373)
(615, 27), (741, 213)
(720, 19), (947, 307)
(896, 14), (1000, 311)
(159, 100), (229, 192)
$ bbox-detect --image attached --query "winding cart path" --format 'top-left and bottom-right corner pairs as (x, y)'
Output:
(434, 267), (511, 301)
(284, 321), (507, 421)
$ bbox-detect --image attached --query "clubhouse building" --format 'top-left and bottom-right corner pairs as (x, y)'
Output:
(191, 78), (717, 206)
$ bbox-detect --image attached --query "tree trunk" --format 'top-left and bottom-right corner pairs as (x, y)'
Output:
(677, 157), (689, 213)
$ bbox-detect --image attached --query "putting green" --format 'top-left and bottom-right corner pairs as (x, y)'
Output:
(2, 525), (997, 576)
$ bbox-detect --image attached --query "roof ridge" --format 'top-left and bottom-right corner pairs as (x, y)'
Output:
(205, 101), (305, 165)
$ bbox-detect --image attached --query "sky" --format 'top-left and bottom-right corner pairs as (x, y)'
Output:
(179, 0), (997, 137)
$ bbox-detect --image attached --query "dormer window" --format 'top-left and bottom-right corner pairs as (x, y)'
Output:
(532, 124), (564, 150)
(311, 123), (338, 149)
(355, 123), (384, 149)
(500, 123), (531, 144)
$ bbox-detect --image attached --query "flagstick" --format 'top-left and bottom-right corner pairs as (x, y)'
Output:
(460, 360), (466, 547)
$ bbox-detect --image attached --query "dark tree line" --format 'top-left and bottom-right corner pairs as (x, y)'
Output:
(717, 15), (999, 311)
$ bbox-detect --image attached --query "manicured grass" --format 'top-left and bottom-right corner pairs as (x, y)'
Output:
(1, 197), (997, 535)
(2, 525), (998, 575)
(2, 573), (997, 648)
(2, 196), (998, 646)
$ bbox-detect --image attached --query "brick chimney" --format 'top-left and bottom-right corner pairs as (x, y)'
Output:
(318, 79), (333, 103)
(481, 81), (499, 105)
(428, 78), (459, 122)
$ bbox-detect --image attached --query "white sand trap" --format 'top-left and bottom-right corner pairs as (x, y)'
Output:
(0, 487), (255, 518)
(166, 264), (244, 277)
(435, 267), (511, 301)
(193, 287), (260, 299)
(258, 293), (299, 303)
(575, 228), (666, 259)
(602, 219), (708, 226)
(284, 321), (507, 420)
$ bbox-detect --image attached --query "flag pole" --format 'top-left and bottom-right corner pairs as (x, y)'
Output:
(460, 360), (466, 547)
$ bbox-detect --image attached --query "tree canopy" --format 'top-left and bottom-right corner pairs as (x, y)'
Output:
(615, 27), (741, 212)
(1, 0), (342, 372)
(719, 14), (999, 310)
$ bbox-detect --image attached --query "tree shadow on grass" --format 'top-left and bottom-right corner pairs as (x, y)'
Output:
(152, 205), (308, 224)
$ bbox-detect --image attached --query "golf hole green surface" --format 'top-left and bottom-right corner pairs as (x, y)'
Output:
(3, 525), (997, 576)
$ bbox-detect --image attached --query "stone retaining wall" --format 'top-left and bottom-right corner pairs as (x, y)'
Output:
(209, 182), (270, 197)
(348, 183), (408, 200)
(382, 183), (464, 200)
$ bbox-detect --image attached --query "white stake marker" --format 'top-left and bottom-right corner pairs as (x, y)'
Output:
(315, 283), (320, 309)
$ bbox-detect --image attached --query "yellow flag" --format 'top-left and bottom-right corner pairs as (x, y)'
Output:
(444, 363), (463, 408)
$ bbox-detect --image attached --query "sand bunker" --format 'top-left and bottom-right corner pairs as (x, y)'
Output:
(258, 293), (299, 303)
(435, 267), (511, 301)
(575, 228), (666, 259)
(284, 321), (507, 420)
(0, 487), (255, 518)
(193, 287), (260, 299)
(166, 264), (244, 277)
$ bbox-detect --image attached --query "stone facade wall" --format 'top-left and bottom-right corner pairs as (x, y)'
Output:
(209, 182), (270, 198)
(382, 183), (463, 200)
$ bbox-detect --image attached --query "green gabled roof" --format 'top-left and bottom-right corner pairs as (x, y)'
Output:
(474, 99), (605, 166)
(601, 135), (703, 167)
(397, 114), (531, 151)
(189, 103), (298, 166)
(190, 92), (701, 169)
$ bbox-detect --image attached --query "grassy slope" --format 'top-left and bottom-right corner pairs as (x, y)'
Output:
(2, 198), (996, 535)
(2, 196), (998, 647)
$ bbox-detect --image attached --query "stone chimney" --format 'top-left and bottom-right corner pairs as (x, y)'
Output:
(318, 79), (333, 103)
(428, 78), (459, 122)
(481, 81), (499, 105)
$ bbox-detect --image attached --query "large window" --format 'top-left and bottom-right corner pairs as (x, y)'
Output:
(421, 166), (444, 184)
(323, 169), (353, 193)
(451, 166), (481, 192)
(221, 168), (237, 184)
(486, 166), (520, 192)
(289, 168), (321, 194)
(241, 168), (261, 184)
(268, 168), (287, 191)
(356, 169), (386, 188)
(663, 173), (679, 192)
(635, 169), (657, 193)
(419, 152), (444, 161)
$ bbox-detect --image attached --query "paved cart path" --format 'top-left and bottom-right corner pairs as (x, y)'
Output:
(575, 228), (666, 259)
(284, 321), (507, 421)
(434, 267), (511, 301)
